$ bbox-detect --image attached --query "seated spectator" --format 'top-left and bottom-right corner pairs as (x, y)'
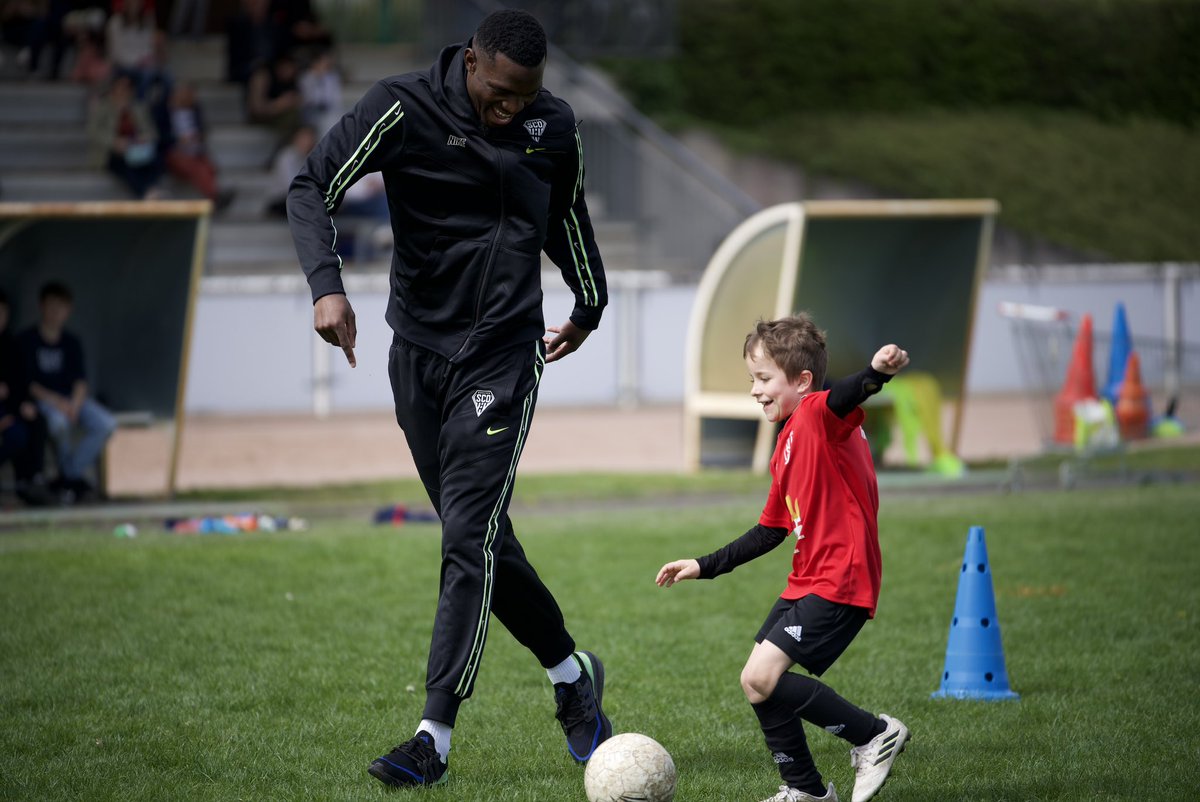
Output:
(169, 0), (208, 39)
(225, 0), (273, 86)
(88, 73), (163, 199)
(60, 4), (108, 87)
(17, 282), (116, 502)
(264, 123), (314, 217)
(0, 289), (52, 507)
(268, 0), (331, 60)
(0, 0), (40, 67)
(298, 48), (342, 134)
(68, 29), (112, 91)
(26, 0), (70, 80)
(245, 52), (300, 138)
(107, 0), (167, 97)
(164, 82), (235, 210)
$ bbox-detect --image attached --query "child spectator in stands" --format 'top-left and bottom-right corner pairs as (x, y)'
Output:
(89, 73), (163, 199)
(164, 82), (235, 210)
(16, 281), (116, 502)
(69, 29), (112, 91)
(298, 48), (341, 134)
(107, 0), (167, 97)
(265, 123), (314, 217)
(0, 289), (53, 507)
(246, 52), (300, 140)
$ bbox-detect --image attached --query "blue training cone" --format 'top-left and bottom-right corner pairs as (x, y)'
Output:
(1103, 302), (1132, 406)
(932, 526), (1019, 700)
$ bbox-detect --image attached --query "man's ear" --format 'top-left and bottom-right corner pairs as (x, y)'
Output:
(464, 47), (476, 73)
(795, 370), (814, 395)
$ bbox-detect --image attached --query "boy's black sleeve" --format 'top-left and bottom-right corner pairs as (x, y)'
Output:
(696, 524), (789, 579)
(827, 365), (893, 419)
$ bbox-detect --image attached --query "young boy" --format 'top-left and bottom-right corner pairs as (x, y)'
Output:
(17, 281), (116, 500)
(656, 314), (910, 802)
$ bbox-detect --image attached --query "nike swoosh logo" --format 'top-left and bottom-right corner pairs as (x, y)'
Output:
(525, 146), (546, 155)
(486, 426), (509, 436)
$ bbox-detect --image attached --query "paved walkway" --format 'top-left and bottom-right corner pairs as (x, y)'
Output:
(105, 394), (1103, 496)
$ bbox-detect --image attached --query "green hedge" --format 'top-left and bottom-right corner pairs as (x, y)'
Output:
(614, 0), (1200, 124)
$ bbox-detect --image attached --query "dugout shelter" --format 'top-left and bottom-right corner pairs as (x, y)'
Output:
(0, 201), (210, 496)
(685, 199), (998, 472)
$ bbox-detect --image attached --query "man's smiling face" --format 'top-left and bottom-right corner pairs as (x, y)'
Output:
(464, 46), (544, 129)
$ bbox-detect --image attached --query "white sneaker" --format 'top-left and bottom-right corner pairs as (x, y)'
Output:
(759, 782), (838, 802)
(849, 714), (909, 802)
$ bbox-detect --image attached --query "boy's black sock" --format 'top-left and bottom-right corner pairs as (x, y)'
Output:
(775, 671), (883, 746)
(751, 695), (826, 796)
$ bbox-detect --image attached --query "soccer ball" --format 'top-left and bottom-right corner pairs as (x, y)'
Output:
(584, 732), (676, 802)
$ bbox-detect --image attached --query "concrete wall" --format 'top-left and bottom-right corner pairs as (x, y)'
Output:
(184, 267), (1199, 414)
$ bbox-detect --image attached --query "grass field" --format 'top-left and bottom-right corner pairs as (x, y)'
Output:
(2, 478), (1199, 801)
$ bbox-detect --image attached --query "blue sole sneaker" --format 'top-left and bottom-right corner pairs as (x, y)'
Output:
(367, 731), (449, 787)
(555, 650), (613, 763)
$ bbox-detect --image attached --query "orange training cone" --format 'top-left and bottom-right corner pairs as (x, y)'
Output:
(1115, 351), (1150, 440)
(1054, 314), (1096, 444)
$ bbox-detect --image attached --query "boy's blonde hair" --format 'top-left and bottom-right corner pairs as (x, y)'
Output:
(743, 313), (828, 388)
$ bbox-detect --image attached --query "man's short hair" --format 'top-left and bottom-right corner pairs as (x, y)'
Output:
(744, 313), (828, 388)
(39, 281), (73, 304)
(474, 9), (547, 68)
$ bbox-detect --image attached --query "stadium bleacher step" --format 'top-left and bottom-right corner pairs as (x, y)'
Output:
(1, 35), (646, 278)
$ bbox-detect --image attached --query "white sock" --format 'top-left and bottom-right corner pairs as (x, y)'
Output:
(417, 719), (451, 762)
(546, 653), (582, 685)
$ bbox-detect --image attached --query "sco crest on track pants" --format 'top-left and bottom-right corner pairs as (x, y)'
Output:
(388, 335), (576, 727)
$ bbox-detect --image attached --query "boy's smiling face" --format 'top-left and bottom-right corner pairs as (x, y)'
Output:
(746, 344), (812, 423)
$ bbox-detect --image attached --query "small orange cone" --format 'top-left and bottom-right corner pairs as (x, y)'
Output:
(1054, 314), (1096, 443)
(1115, 351), (1150, 440)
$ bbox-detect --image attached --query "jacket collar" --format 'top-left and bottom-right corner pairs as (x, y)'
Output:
(431, 41), (480, 131)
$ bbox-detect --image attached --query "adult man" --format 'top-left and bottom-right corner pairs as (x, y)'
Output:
(16, 281), (116, 501)
(287, 9), (611, 788)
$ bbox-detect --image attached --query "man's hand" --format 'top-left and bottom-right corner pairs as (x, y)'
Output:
(872, 344), (909, 376)
(314, 293), (357, 367)
(655, 559), (701, 588)
(543, 320), (590, 363)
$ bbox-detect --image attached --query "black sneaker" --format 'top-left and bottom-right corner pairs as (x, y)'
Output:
(555, 650), (612, 762)
(367, 731), (448, 787)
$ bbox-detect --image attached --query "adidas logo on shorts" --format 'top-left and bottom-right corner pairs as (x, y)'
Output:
(784, 625), (803, 642)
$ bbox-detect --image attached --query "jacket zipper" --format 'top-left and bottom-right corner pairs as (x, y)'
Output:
(451, 143), (505, 362)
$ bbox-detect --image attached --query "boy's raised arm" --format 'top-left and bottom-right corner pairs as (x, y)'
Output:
(826, 344), (909, 419)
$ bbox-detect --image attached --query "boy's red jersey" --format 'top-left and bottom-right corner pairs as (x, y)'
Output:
(758, 390), (882, 617)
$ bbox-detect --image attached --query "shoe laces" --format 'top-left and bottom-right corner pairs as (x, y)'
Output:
(389, 733), (440, 767)
(764, 786), (805, 802)
(554, 677), (596, 730)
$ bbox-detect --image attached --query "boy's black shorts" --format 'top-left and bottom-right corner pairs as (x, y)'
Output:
(755, 594), (869, 676)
